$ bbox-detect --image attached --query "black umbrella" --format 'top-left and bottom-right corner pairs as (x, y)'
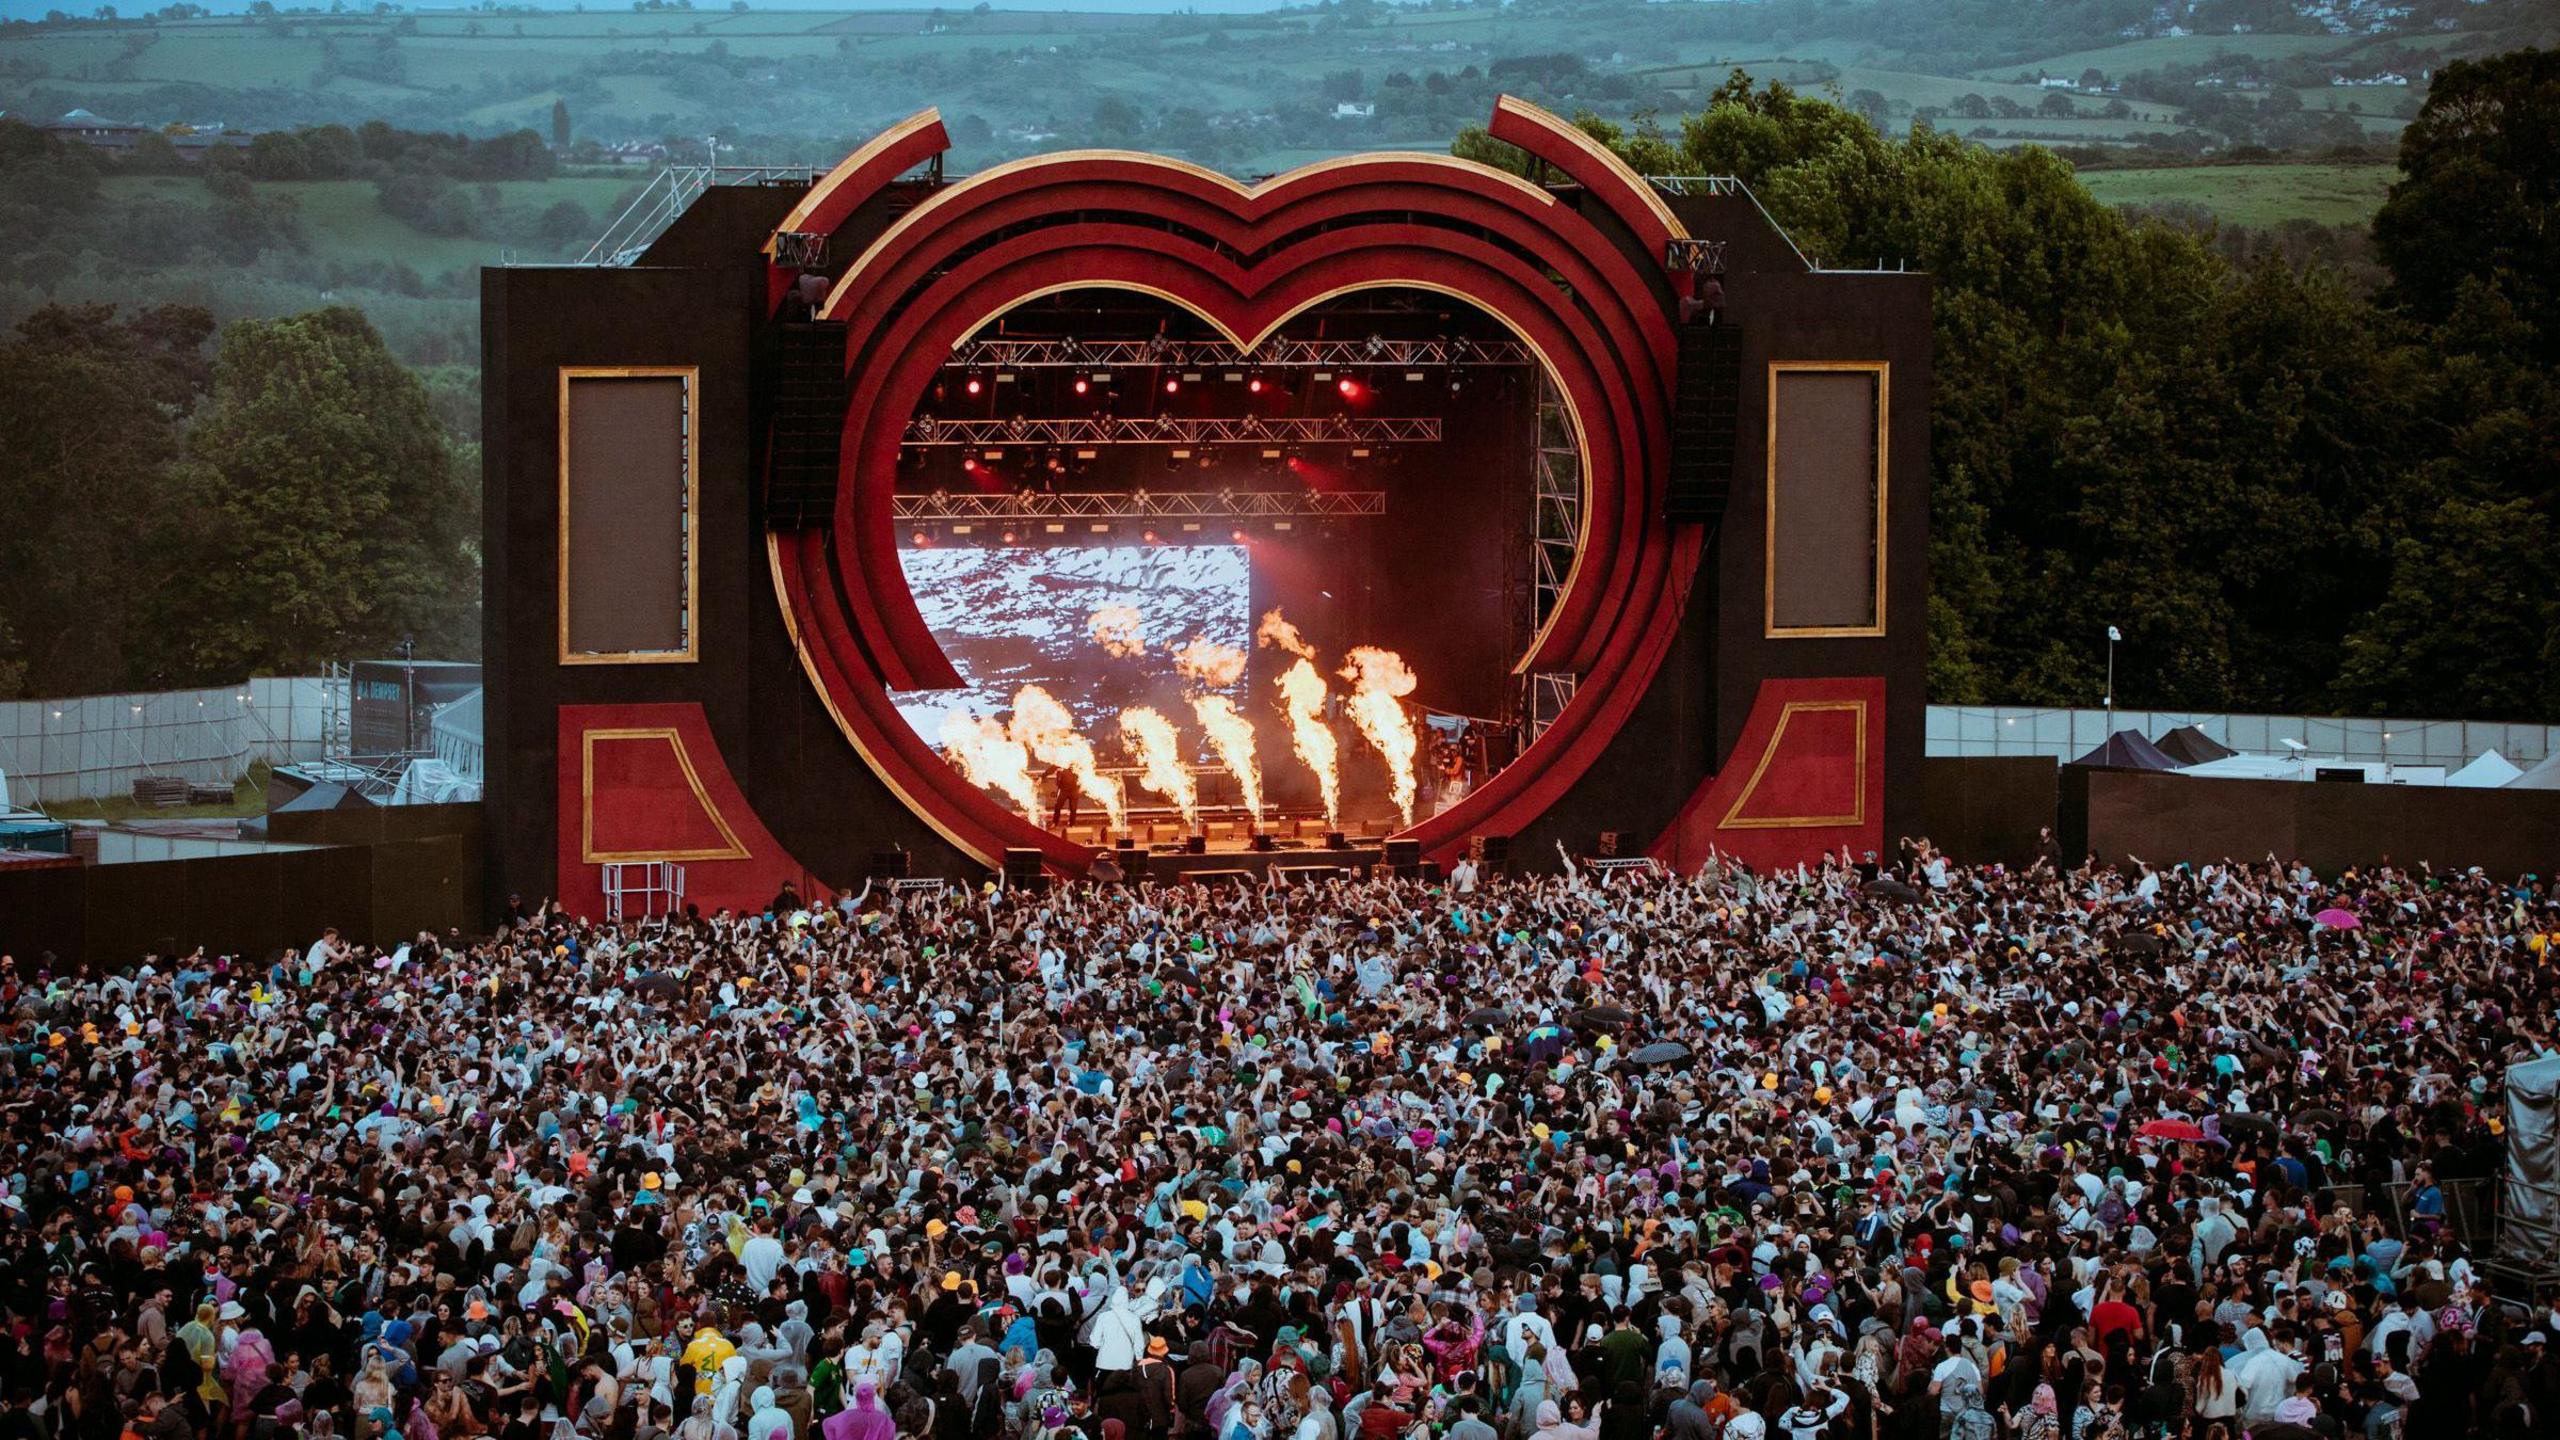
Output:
(1572, 1005), (1634, 1032)
(2110, 931), (2167, 956)
(1627, 1040), (1692, 1067)
(1861, 878), (1922, 903)
(2293, 1106), (2347, 1134)
(1461, 1006), (1509, 1029)
(635, 971), (685, 1000)
(2216, 1112), (2279, 1138)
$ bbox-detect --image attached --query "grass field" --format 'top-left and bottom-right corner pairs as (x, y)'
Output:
(2076, 160), (2396, 228)
(100, 174), (647, 273)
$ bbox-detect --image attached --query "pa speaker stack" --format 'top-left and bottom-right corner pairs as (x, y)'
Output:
(1002, 848), (1046, 891)
(1383, 837), (1422, 879)
(868, 848), (912, 881)
(1468, 834), (1510, 874)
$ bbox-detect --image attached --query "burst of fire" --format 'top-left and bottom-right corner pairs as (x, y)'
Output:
(939, 711), (1042, 822)
(1117, 707), (1200, 829)
(1172, 635), (1248, 688)
(1189, 694), (1265, 825)
(1088, 605), (1146, 658)
(1008, 684), (1127, 833)
(1275, 658), (1340, 827)
(1339, 645), (1421, 826)
(1256, 607), (1315, 659)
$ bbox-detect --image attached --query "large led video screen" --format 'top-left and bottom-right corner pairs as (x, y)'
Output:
(894, 544), (1253, 741)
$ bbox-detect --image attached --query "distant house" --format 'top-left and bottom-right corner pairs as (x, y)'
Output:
(1332, 102), (1377, 119)
(43, 108), (148, 152)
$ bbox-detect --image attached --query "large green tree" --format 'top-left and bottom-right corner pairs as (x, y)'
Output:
(2372, 47), (2560, 359)
(148, 307), (478, 682)
(0, 304), (214, 696)
(1458, 65), (2560, 720)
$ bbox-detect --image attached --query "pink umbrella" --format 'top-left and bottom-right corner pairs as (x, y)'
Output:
(2139, 1118), (2207, 1142)
(2314, 908), (2361, 929)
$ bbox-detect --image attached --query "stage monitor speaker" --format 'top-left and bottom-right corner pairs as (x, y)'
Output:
(1384, 837), (1422, 878)
(769, 322), (849, 527)
(1119, 847), (1152, 882)
(1469, 834), (1510, 873)
(1001, 847), (1046, 890)
(1666, 323), (1744, 526)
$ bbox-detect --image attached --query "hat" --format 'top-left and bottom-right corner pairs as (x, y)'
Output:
(2525, 1331), (2550, 1345)
(1147, 1336), (1169, 1358)
(641, 1173), (662, 1190)
(219, 1301), (246, 1320)
(941, 1271), (963, 1291)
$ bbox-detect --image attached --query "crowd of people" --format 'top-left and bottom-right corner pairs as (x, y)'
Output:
(6, 842), (2560, 1440)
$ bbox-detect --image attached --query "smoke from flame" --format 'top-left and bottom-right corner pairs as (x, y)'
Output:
(1117, 707), (1200, 829)
(1172, 635), (1248, 688)
(1256, 608), (1315, 659)
(1339, 646), (1421, 826)
(1189, 694), (1264, 824)
(940, 711), (1042, 823)
(1275, 658), (1340, 827)
(1008, 685), (1127, 833)
(1087, 605), (1146, 659)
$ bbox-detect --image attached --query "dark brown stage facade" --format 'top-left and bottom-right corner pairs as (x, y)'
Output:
(482, 100), (1932, 918)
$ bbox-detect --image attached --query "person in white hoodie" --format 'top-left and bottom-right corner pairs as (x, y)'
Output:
(2228, 1327), (2303, 1426)
(1090, 1285), (1154, 1375)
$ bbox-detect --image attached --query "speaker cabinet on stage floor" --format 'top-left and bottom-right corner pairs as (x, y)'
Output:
(1383, 837), (1422, 878)
(1469, 834), (1510, 873)
(1002, 848), (1047, 891)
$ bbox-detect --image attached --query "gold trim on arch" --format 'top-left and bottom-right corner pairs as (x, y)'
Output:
(1717, 700), (1869, 830)
(580, 726), (750, 863)
(1490, 95), (1689, 244)
(765, 535), (996, 869)
(818, 149), (1559, 321)
(770, 107), (943, 248)
(558, 366), (702, 666)
(1763, 361), (1889, 640)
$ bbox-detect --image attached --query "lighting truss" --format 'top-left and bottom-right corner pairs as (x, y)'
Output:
(904, 415), (1441, 446)
(947, 337), (1534, 369)
(895, 490), (1387, 523)
(1532, 372), (1582, 633)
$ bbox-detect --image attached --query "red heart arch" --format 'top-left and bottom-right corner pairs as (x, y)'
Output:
(768, 100), (1701, 871)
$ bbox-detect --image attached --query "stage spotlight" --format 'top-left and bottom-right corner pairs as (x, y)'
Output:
(1000, 530), (1017, 544)
(1074, 377), (1089, 395)
(1336, 377), (1362, 399)
(964, 375), (983, 397)
(1247, 375), (1265, 394)
(1141, 528), (1159, 544)
(1231, 528), (1247, 543)
(1164, 377), (1180, 394)
(910, 530), (928, 546)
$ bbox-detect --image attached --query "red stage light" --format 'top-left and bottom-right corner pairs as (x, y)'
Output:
(1231, 528), (1247, 543)
(911, 531), (928, 546)
(1074, 377), (1089, 395)
(1247, 376), (1264, 394)
(964, 376), (983, 397)
(1164, 377), (1180, 394)
(1337, 377), (1361, 399)
(1001, 531), (1017, 544)
(962, 457), (980, 473)
(1142, 529), (1159, 544)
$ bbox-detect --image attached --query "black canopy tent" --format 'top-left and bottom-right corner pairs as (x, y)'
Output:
(2070, 729), (2182, 771)
(2154, 724), (2238, 767)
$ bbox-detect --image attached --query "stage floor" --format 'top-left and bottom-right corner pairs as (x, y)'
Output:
(1107, 841), (1392, 884)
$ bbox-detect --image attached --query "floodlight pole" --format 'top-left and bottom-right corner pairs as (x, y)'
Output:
(2104, 625), (2120, 732)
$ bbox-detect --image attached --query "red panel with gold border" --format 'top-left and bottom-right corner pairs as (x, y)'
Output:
(1650, 678), (1887, 872)
(556, 703), (819, 918)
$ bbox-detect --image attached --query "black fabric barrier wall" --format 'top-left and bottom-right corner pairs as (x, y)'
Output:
(2066, 767), (2560, 876)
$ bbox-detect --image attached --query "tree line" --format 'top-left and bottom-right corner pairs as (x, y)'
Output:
(0, 303), (476, 699)
(1462, 49), (2560, 722)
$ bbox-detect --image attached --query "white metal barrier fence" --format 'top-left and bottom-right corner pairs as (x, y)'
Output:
(0, 676), (336, 807)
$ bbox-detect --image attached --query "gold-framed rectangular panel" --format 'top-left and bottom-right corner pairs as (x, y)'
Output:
(558, 366), (700, 665)
(579, 726), (750, 863)
(1764, 361), (1889, 638)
